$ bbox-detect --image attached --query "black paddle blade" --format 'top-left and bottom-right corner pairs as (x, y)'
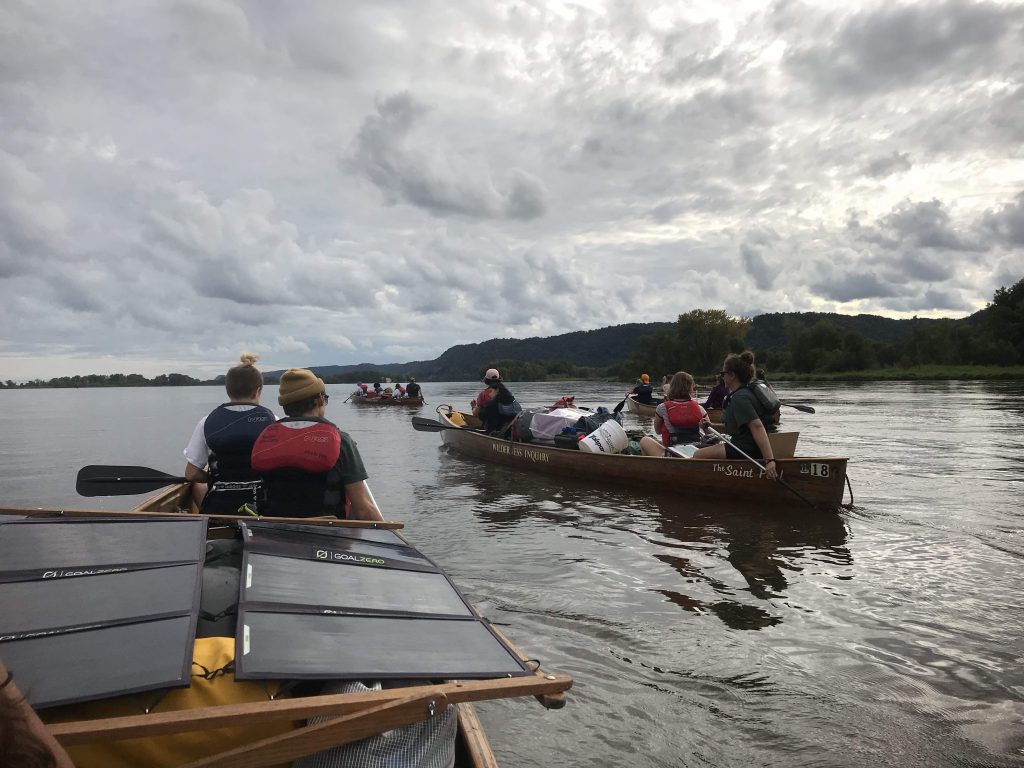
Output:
(410, 416), (452, 432)
(612, 396), (627, 414)
(781, 402), (816, 414)
(76, 465), (187, 497)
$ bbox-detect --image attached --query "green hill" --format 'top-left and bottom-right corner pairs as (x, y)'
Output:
(265, 311), (991, 382)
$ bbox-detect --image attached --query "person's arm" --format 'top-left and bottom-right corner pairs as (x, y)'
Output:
(184, 462), (208, 483)
(748, 419), (778, 479)
(345, 480), (384, 521)
(653, 413), (665, 434)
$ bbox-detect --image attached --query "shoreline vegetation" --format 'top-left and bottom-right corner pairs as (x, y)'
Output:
(3, 365), (1024, 390)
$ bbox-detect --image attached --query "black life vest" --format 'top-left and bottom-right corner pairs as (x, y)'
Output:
(201, 403), (275, 515)
(405, 382), (421, 397)
(633, 383), (654, 404)
(251, 417), (346, 518)
(660, 399), (704, 446)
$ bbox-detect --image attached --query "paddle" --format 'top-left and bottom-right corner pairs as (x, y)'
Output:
(76, 465), (188, 497)
(781, 402), (815, 414)
(410, 416), (484, 433)
(704, 428), (816, 509)
(612, 394), (628, 414)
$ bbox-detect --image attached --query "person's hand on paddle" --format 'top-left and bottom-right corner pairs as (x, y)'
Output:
(763, 458), (779, 480)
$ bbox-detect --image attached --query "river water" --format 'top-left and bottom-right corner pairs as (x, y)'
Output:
(1, 380), (1022, 766)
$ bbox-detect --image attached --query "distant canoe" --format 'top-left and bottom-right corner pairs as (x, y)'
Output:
(624, 394), (662, 416)
(350, 395), (424, 407)
(428, 407), (848, 510)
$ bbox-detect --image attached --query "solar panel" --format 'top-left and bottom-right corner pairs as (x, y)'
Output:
(0, 517), (206, 708)
(0, 565), (200, 638)
(242, 553), (472, 616)
(234, 523), (532, 681)
(243, 520), (405, 546)
(0, 517), (206, 580)
(0, 617), (195, 708)
(237, 612), (531, 680)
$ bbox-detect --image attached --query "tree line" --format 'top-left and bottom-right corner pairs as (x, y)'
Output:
(4, 278), (1021, 388)
(616, 278), (1024, 381)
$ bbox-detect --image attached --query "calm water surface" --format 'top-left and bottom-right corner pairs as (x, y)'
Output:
(1, 381), (1022, 766)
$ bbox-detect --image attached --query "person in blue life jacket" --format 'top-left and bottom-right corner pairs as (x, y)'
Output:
(692, 351), (779, 480)
(183, 353), (276, 514)
(250, 368), (383, 521)
(639, 371), (710, 456)
(630, 373), (655, 404)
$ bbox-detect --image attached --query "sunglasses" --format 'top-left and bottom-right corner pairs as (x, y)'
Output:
(321, 393), (330, 403)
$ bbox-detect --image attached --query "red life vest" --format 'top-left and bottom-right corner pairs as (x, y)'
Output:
(660, 399), (704, 446)
(251, 419), (346, 518)
(251, 420), (341, 474)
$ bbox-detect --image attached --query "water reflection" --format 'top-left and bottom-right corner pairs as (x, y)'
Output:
(433, 447), (852, 632)
(648, 494), (851, 630)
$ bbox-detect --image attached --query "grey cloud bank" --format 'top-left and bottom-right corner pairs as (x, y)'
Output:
(0, 0), (1021, 380)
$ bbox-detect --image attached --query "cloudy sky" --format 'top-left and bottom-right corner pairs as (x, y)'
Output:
(2, 0), (1022, 380)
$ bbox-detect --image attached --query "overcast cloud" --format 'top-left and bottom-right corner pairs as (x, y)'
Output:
(1, 0), (1022, 380)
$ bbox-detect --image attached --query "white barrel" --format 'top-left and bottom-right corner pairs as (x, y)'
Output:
(578, 419), (629, 454)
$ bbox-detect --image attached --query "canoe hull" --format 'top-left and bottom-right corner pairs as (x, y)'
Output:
(351, 396), (424, 407)
(436, 409), (847, 509)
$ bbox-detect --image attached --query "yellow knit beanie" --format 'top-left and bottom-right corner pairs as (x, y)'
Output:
(277, 368), (326, 405)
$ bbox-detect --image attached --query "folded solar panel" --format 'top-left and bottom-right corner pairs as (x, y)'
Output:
(0, 517), (206, 708)
(234, 521), (532, 681)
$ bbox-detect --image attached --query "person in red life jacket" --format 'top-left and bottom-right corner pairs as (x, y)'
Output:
(404, 376), (421, 398)
(693, 351), (779, 480)
(394, 383), (407, 397)
(640, 371), (709, 456)
(251, 368), (383, 520)
(183, 352), (276, 514)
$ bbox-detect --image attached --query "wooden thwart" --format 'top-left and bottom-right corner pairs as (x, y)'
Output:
(47, 673), (572, 745)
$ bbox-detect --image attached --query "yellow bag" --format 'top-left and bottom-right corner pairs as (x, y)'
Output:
(449, 411), (466, 426)
(42, 636), (297, 768)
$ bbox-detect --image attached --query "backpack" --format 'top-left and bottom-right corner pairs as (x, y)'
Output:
(747, 381), (781, 427)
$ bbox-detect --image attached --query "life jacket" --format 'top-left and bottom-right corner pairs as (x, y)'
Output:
(633, 383), (654, 404)
(405, 382), (421, 397)
(250, 418), (346, 518)
(660, 399), (704, 446)
(202, 403), (275, 514)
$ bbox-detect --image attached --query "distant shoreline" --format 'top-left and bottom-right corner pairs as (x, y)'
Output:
(4, 365), (1024, 389)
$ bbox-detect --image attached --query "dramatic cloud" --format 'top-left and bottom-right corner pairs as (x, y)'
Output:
(0, 0), (1022, 380)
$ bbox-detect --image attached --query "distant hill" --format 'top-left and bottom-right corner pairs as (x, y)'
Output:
(265, 311), (985, 382)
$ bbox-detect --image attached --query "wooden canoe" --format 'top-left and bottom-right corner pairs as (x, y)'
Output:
(624, 393), (661, 416)
(350, 394), (425, 406)
(0, 487), (570, 768)
(431, 407), (849, 509)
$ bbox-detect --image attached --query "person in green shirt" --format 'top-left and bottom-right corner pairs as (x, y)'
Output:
(693, 351), (779, 480)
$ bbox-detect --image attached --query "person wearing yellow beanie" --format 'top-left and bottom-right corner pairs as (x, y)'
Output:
(250, 368), (383, 521)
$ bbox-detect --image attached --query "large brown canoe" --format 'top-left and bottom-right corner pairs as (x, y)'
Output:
(0, 486), (570, 768)
(350, 394), (425, 407)
(431, 407), (849, 509)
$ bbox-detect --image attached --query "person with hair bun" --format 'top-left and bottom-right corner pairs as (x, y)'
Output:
(692, 350), (779, 480)
(183, 352), (276, 513)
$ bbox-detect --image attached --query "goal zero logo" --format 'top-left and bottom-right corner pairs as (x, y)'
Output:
(312, 548), (386, 566)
